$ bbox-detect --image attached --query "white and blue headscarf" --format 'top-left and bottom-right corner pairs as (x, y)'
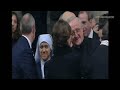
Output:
(35, 34), (53, 63)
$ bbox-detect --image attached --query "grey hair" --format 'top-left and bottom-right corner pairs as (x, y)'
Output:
(59, 11), (76, 23)
(71, 17), (84, 29)
(59, 15), (76, 23)
(66, 16), (76, 23)
(20, 13), (35, 34)
(59, 14), (63, 20)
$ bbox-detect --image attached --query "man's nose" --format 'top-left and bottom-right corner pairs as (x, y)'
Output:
(74, 32), (78, 37)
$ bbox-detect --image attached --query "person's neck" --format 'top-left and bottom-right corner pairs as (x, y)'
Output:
(23, 34), (33, 44)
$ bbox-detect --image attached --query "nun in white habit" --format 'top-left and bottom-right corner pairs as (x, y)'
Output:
(35, 34), (53, 79)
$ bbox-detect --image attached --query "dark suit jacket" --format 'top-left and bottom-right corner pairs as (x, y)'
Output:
(89, 45), (108, 79)
(86, 31), (101, 55)
(12, 36), (38, 79)
(44, 46), (81, 79)
(36, 61), (42, 79)
(80, 43), (108, 79)
(77, 31), (101, 79)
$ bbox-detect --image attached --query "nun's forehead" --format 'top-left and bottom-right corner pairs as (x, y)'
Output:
(39, 41), (49, 46)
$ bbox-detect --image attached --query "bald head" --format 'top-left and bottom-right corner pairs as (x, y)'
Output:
(20, 13), (36, 43)
(59, 11), (76, 23)
(69, 17), (83, 29)
(20, 13), (35, 34)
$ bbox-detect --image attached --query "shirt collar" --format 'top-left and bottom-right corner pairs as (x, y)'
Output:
(100, 40), (109, 46)
(41, 59), (46, 65)
(22, 35), (32, 48)
(40, 59), (46, 79)
(88, 29), (93, 39)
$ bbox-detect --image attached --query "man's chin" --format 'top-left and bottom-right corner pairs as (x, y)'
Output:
(75, 41), (82, 46)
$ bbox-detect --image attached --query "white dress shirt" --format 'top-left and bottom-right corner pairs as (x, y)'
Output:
(22, 35), (34, 56)
(88, 29), (93, 39)
(40, 60), (46, 79)
(100, 40), (109, 46)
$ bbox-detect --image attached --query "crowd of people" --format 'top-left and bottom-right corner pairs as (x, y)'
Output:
(12, 11), (109, 79)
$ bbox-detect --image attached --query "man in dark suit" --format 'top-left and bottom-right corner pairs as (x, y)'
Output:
(12, 13), (38, 79)
(89, 21), (109, 79)
(77, 11), (101, 79)
(80, 13), (109, 79)
(58, 12), (86, 79)
(78, 11), (100, 55)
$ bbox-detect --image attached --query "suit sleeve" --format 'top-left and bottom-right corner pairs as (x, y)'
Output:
(12, 60), (20, 79)
(21, 49), (38, 79)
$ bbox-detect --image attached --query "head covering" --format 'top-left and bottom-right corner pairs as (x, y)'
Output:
(35, 34), (53, 63)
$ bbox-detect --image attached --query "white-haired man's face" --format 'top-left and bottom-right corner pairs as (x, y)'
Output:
(69, 18), (84, 46)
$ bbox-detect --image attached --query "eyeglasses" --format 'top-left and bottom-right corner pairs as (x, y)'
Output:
(71, 28), (82, 36)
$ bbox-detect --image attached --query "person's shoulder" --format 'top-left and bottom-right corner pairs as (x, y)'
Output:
(97, 44), (108, 51)
(91, 44), (108, 59)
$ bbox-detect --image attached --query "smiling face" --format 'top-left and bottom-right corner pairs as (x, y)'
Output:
(69, 18), (84, 46)
(39, 42), (51, 61)
(78, 12), (91, 37)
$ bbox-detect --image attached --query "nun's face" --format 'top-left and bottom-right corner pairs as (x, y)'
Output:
(39, 42), (51, 61)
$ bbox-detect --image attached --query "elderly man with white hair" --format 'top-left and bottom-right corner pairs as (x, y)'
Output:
(59, 11), (76, 23)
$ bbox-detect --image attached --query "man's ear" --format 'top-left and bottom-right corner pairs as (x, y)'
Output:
(32, 24), (35, 33)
